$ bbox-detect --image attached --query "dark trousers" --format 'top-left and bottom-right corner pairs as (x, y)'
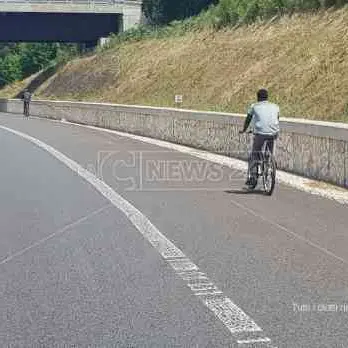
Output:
(24, 101), (30, 116)
(250, 134), (276, 176)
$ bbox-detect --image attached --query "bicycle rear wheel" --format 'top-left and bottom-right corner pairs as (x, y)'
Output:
(262, 153), (276, 196)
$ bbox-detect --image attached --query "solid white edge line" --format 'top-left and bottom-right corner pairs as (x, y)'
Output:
(0, 125), (270, 341)
(56, 120), (348, 205)
(6, 113), (347, 204)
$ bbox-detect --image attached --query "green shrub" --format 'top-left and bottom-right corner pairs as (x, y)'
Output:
(0, 54), (22, 86)
(0, 43), (79, 87)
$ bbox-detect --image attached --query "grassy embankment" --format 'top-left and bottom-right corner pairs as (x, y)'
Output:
(1, 7), (347, 122)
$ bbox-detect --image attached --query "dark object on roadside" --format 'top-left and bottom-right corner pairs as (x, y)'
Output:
(22, 89), (31, 117)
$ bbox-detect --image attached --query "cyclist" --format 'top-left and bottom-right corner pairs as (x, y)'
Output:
(239, 89), (280, 188)
(22, 89), (31, 117)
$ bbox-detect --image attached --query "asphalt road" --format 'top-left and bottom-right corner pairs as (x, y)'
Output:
(0, 112), (347, 348)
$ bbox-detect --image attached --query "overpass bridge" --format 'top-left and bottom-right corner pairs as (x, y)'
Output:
(0, 0), (142, 43)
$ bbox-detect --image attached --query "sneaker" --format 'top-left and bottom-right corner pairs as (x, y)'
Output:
(245, 177), (257, 189)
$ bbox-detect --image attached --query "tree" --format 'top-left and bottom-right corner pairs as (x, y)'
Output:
(0, 42), (79, 88)
(142, 0), (165, 24)
(143, 0), (218, 25)
(21, 43), (58, 76)
(0, 54), (22, 87)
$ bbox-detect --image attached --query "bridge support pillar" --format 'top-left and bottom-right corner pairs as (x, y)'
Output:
(122, 6), (142, 31)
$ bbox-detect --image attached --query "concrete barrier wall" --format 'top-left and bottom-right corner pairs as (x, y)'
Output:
(1, 98), (347, 188)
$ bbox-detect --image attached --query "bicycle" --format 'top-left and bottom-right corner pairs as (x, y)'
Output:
(24, 101), (30, 118)
(241, 130), (277, 196)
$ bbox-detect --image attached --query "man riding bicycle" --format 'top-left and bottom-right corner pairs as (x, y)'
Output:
(240, 89), (280, 188)
(22, 89), (31, 117)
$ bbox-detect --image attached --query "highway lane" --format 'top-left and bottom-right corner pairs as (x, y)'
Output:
(0, 121), (235, 347)
(1, 112), (348, 347)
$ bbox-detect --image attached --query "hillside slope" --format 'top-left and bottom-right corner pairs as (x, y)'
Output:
(1, 8), (348, 121)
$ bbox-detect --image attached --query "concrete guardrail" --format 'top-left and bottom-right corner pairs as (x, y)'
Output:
(0, 98), (347, 188)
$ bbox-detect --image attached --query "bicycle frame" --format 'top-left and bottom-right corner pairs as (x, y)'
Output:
(245, 131), (277, 194)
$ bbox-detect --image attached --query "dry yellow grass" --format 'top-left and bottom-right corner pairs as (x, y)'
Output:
(1, 8), (348, 121)
(0, 72), (40, 99)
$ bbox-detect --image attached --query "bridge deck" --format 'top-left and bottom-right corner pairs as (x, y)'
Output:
(0, 0), (141, 14)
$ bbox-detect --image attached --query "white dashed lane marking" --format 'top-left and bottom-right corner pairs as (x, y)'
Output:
(0, 125), (275, 345)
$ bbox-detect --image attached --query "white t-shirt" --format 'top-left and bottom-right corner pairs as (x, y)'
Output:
(247, 101), (280, 136)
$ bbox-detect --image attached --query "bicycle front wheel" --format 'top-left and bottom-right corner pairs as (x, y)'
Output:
(263, 155), (276, 195)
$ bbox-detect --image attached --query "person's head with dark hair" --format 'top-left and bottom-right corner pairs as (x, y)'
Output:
(257, 88), (268, 102)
